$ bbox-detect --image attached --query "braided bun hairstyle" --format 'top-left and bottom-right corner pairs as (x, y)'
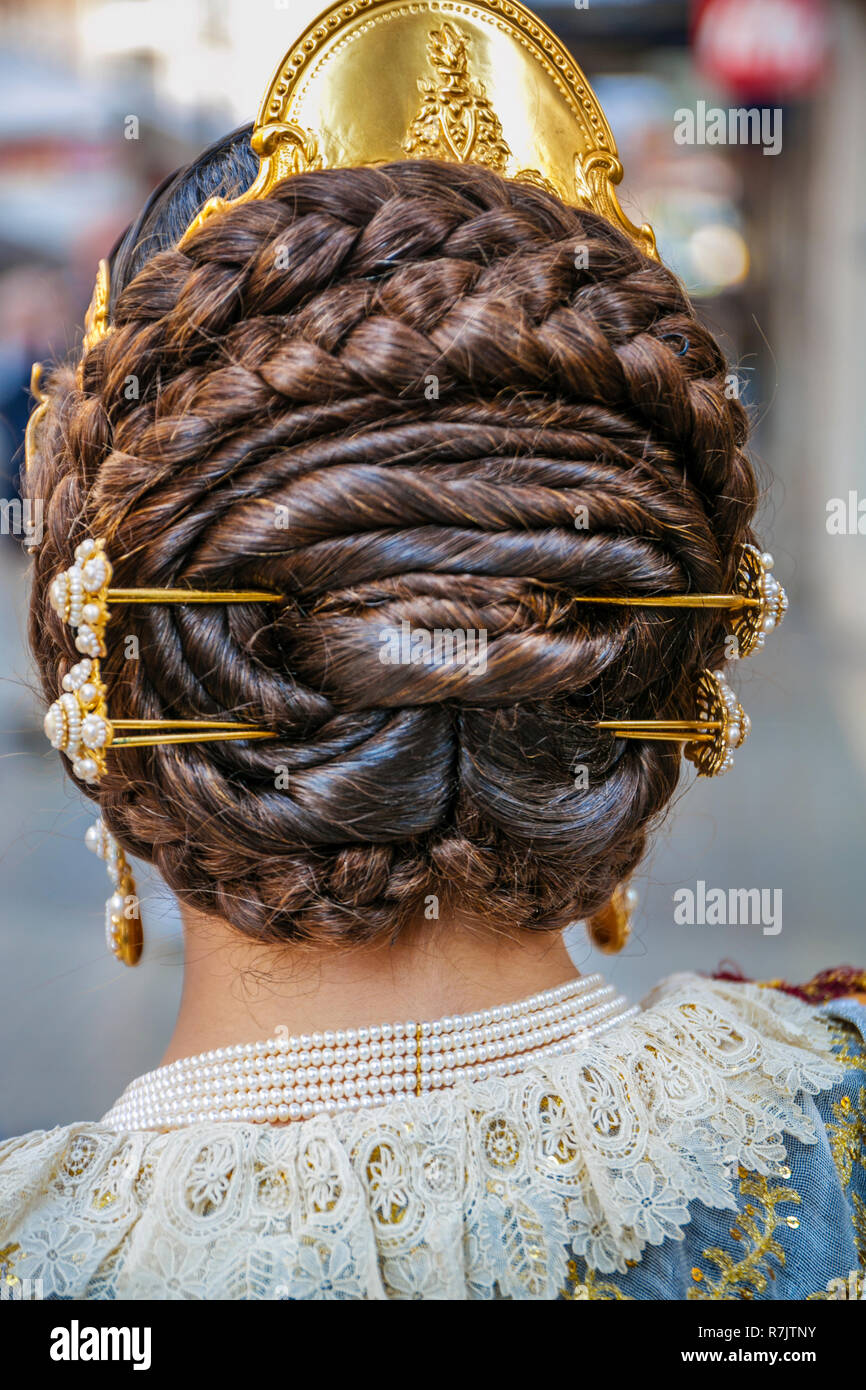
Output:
(26, 148), (758, 948)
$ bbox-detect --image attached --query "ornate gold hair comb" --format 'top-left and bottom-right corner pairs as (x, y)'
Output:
(74, 0), (658, 365)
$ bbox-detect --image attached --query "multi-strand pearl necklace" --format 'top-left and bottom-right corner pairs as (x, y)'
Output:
(103, 975), (636, 1131)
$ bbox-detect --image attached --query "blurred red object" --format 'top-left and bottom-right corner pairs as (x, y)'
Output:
(712, 962), (866, 1004)
(693, 0), (831, 99)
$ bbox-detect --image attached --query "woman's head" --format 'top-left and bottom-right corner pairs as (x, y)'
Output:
(25, 150), (758, 948)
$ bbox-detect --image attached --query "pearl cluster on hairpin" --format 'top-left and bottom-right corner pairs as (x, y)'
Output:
(731, 546), (788, 658)
(688, 669), (751, 777)
(43, 656), (110, 784)
(49, 538), (112, 658)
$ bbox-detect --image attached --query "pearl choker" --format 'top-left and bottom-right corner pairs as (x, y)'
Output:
(102, 974), (637, 1132)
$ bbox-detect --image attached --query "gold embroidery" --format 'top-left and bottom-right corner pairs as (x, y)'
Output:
(827, 1020), (866, 1071)
(0, 1242), (21, 1286)
(852, 1192), (866, 1263)
(404, 23), (511, 171)
(688, 1170), (801, 1300)
(826, 1089), (866, 1189)
(562, 1259), (632, 1300)
(823, 1066), (866, 1261)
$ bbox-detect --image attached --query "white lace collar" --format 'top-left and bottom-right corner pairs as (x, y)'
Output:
(0, 973), (844, 1296)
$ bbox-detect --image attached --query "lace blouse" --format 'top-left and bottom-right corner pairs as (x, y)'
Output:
(1, 973), (864, 1300)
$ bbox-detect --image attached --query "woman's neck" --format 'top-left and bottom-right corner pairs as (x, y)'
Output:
(160, 905), (580, 1067)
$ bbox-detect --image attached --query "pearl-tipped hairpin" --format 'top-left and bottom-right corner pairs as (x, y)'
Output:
(44, 538), (279, 783)
(596, 669), (749, 777)
(85, 817), (143, 966)
(43, 542), (761, 786)
(43, 655), (273, 785)
(566, 544), (787, 659)
(48, 537), (282, 660)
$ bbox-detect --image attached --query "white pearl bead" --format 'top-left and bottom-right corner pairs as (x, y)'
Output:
(103, 981), (637, 1131)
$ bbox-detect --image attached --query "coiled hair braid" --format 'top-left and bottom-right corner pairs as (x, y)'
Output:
(25, 155), (758, 946)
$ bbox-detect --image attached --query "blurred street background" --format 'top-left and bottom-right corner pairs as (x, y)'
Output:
(1, 0), (864, 1137)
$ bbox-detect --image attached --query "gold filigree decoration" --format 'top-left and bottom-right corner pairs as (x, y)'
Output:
(512, 168), (561, 197)
(687, 1169), (801, 1300)
(579, 152), (657, 261)
(81, 259), (111, 357)
(180, 122), (323, 246)
(404, 23), (511, 171)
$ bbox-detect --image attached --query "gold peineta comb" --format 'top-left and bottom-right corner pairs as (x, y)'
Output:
(75, 0), (658, 364)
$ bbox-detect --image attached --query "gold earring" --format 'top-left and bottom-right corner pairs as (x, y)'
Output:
(587, 883), (638, 955)
(85, 818), (143, 966)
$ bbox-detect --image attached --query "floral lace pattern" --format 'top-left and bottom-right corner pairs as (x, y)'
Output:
(0, 975), (844, 1299)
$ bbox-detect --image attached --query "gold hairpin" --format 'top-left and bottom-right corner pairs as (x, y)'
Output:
(43, 651), (744, 786)
(44, 538), (279, 783)
(44, 656), (273, 785)
(596, 669), (749, 777)
(568, 546), (787, 658)
(49, 538), (282, 659)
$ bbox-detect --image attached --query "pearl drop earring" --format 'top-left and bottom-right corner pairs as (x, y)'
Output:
(85, 818), (143, 966)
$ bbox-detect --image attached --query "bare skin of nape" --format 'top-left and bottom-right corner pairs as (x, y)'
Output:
(161, 902), (580, 1067)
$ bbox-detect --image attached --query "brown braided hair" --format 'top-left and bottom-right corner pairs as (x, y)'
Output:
(25, 157), (758, 947)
